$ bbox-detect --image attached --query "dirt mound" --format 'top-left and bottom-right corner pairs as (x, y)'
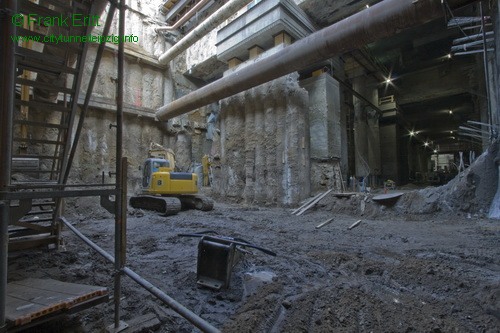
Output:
(395, 141), (499, 217)
(321, 142), (499, 219)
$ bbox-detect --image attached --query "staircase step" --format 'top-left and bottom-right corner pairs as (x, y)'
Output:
(16, 77), (75, 95)
(16, 28), (83, 53)
(24, 210), (54, 216)
(14, 120), (69, 130)
(18, 1), (75, 28)
(13, 137), (65, 145)
(15, 99), (72, 113)
(12, 154), (62, 160)
(16, 47), (67, 67)
(19, 217), (54, 223)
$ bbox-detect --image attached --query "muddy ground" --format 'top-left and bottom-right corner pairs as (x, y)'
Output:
(7, 196), (500, 333)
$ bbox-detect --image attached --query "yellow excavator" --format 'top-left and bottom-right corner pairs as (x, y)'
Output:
(129, 145), (214, 215)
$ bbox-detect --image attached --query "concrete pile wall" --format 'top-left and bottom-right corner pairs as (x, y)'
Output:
(68, 0), (187, 193)
(300, 73), (342, 193)
(212, 73), (310, 206)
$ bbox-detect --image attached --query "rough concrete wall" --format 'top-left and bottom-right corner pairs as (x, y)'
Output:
(69, 109), (171, 193)
(300, 73), (342, 193)
(186, 29), (218, 69)
(214, 73), (310, 206)
(81, 2), (167, 109)
(67, 0), (193, 193)
(495, 2), (500, 127)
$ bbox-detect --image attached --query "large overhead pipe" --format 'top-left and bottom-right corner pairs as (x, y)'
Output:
(156, 0), (477, 121)
(155, 0), (212, 33)
(158, 0), (250, 65)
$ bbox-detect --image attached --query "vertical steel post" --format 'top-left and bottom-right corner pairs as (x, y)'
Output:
(0, 0), (16, 330)
(113, 0), (126, 329)
(0, 202), (8, 333)
(0, 1), (15, 189)
(480, 1), (493, 138)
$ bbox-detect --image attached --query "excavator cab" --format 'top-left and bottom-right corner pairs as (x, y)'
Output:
(141, 158), (198, 195)
(142, 158), (171, 188)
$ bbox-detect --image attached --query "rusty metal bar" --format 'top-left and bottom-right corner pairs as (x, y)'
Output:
(156, 0), (477, 121)
(113, 0), (126, 329)
(59, 217), (221, 333)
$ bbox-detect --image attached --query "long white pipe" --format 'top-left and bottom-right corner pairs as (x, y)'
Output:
(158, 0), (250, 65)
(155, 0), (212, 32)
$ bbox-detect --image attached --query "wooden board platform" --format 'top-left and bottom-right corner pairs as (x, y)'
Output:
(6, 278), (108, 327)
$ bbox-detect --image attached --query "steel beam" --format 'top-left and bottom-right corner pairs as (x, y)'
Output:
(156, 0), (478, 121)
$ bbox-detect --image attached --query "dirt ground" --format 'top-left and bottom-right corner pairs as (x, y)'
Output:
(7, 194), (500, 333)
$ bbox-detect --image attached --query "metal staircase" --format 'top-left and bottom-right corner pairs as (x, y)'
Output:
(3, 0), (108, 250)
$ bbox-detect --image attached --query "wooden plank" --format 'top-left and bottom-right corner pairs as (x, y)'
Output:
(291, 193), (322, 215)
(125, 313), (161, 332)
(348, 220), (362, 230)
(15, 77), (75, 95)
(8, 235), (58, 252)
(6, 279), (108, 326)
(296, 189), (333, 216)
(332, 192), (357, 197)
(315, 217), (334, 229)
(15, 99), (72, 113)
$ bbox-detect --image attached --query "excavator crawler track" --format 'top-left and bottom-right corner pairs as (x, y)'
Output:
(179, 195), (214, 211)
(129, 195), (181, 216)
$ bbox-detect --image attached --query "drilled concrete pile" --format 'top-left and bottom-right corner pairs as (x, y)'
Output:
(212, 73), (311, 207)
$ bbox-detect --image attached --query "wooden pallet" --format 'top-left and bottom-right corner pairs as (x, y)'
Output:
(6, 278), (108, 327)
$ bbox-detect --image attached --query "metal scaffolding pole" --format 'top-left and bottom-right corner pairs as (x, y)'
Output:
(0, 0), (17, 330)
(480, 1), (494, 138)
(111, 0), (127, 330)
(0, 202), (8, 333)
(62, 1), (117, 184)
(60, 217), (220, 333)
(156, 0), (478, 121)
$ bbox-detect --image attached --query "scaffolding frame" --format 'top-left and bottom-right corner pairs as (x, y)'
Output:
(0, 0), (218, 332)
